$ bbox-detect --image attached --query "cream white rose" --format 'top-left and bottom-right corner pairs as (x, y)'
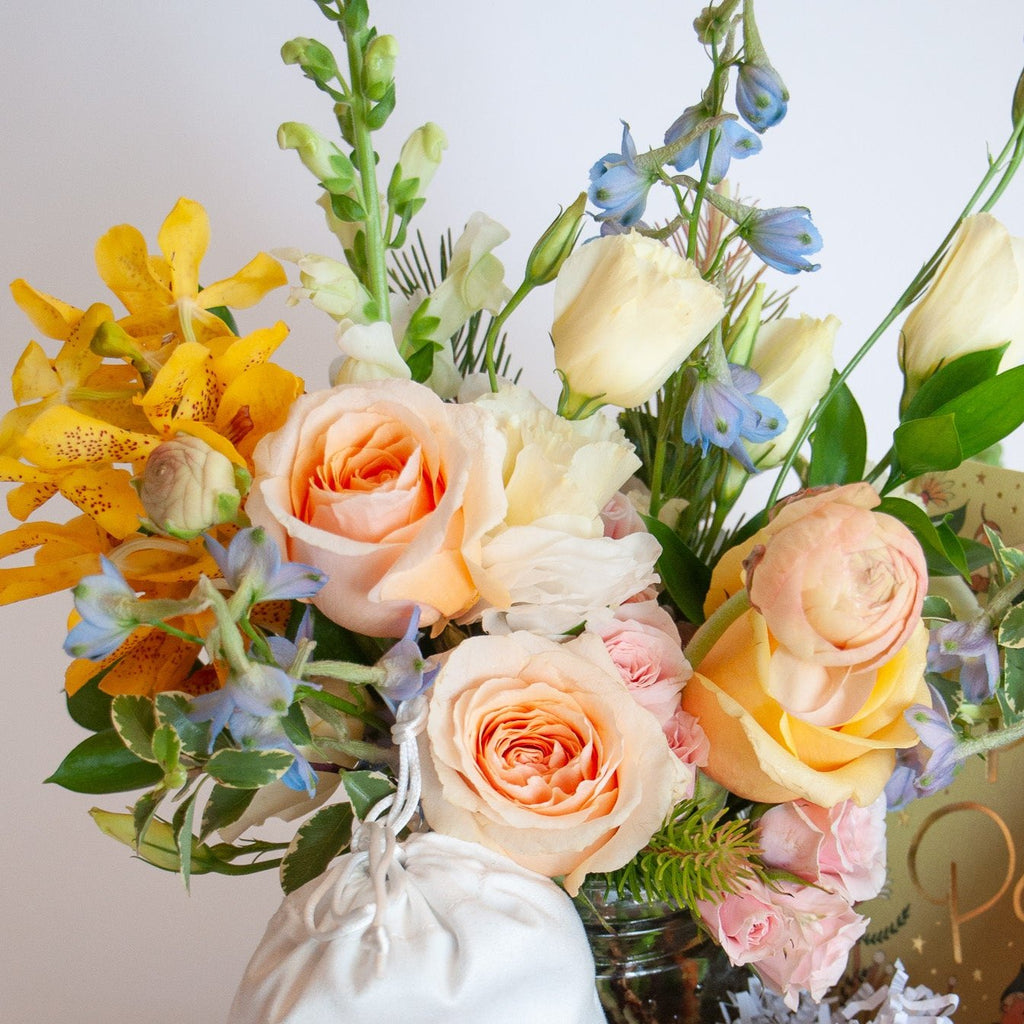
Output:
(745, 314), (838, 467)
(551, 232), (725, 409)
(899, 213), (1024, 400)
(419, 630), (687, 895)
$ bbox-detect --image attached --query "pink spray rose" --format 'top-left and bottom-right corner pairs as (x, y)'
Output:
(757, 794), (887, 902)
(246, 378), (508, 637)
(699, 879), (867, 1010)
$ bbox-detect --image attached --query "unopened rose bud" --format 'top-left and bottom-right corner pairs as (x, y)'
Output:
(138, 435), (247, 539)
(362, 34), (398, 101)
(524, 193), (587, 286)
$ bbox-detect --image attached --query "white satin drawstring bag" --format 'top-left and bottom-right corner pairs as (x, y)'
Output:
(227, 696), (605, 1024)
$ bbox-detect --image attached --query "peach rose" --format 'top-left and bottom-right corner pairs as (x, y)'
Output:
(680, 608), (930, 806)
(419, 630), (687, 895)
(707, 483), (927, 727)
(246, 378), (507, 637)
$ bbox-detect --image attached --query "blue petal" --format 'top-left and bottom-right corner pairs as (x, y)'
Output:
(736, 63), (789, 132)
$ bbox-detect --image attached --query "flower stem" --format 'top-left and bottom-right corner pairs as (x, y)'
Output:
(684, 589), (750, 668)
(952, 716), (1024, 762)
(483, 277), (535, 391)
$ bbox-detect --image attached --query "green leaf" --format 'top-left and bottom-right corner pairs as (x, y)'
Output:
(172, 793), (199, 889)
(342, 770), (395, 819)
(640, 514), (711, 624)
(999, 605), (1024, 650)
(365, 82), (396, 130)
(997, 647), (1024, 725)
(205, 748), (295, 789)
(154, 693), (210, 757)
(132, 788), (165, 846)
(206, 304), (239, 336)
(877, 497), (969, 578)
(892, 414), (963, 480)
(111, 695), (157, 762)
(329, 192), (367, 223)
(200, 785), (258, 842)
(922, 595), (955, 621)
(90, 810), (220, 875)
(282, 701), (313, 748)
(46, 729), (163, 794)
(151, 725), (183, 783)
(901, 345), (1008, 421)
(807, 377), (867, 485)
(281, 802), (354, 894)
(66, 667), (115, 732)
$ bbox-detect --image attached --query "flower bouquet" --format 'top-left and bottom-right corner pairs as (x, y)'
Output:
(2, 1), (1023, 1021)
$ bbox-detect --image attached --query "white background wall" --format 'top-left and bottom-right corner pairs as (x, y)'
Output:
(1, 2), (1022, 1021)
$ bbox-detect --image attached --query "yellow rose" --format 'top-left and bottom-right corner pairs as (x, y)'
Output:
(680, 608), (929, 806)
(551, 232), (724, 409)
(419, 630), (687, 894)
(899, 213), (1024, 401)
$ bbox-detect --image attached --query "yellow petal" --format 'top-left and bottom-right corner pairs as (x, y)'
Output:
(114, 532), (220, 588)
(58, 466), (145, 539)
(0, 405), (44, 458)
(0, 517), (109, 605)
(7, 481), (60, 520)
(53, 302), (113, 385)
(211, 322), (289, 382)
(158, 197), (209, 300)
(9, 279), (82, 340)
(10, 341), (59, 404)
(197, 252), (288, 310)
(174, 420), (247, 468)
(21, 405), (159, 469)
(95, 223), (172, 312)
(65, 627), (201, 698)
(215, 363), (303, 460)
(141, 342), (220, 433)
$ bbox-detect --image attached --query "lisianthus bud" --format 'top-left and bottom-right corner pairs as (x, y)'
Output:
(138, 435), (246, 539)
(899, 213), (1024, 403)
(524, 193), (586, 285)
(744, 314), (838, 467)
(362, 34), (398, 101)
(551, 232), (725, 410)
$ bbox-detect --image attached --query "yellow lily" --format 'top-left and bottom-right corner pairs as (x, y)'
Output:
(96, 197), (287, 346)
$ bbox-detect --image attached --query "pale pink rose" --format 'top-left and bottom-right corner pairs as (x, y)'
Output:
(587, 599), (691, 726)
(700, 879), (867, 1010)
(758, 793), (887, 902)
(706, 483), (928, 728)
(246, 378), (508, 637)
(600, 491), (646, 539)
(419, 630), (687, 895)
(662, 707), (708, 799)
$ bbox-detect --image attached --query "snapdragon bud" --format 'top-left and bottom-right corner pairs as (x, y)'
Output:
(362, 34), (398, 101)
(277, 122), (355, 193)
(1013, 65), (1024, 127)
(396, 122), (448, 203)
(693, 1), (740, 46)
(280, 37), (338, 83)
(524, 193), (587, 286)
(138, 435), (247, 539)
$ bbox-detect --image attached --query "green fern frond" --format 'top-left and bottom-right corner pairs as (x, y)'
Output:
(599, 801), (768, 911)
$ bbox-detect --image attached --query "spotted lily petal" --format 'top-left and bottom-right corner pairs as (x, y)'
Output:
(158, 197), (209, 300)
(196, 253), (288, 310)
(9, 279), (83, 339)
(21, 405), (159, 470)
(95, 223), (173, 313)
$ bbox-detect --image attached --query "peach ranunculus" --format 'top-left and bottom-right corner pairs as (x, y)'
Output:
(699, 879), (867, 1010)
(418, 630), (688, 895)
(680, 607), (930, 806)
(706, 483), (928, 728)
(246, 378), (508, 637)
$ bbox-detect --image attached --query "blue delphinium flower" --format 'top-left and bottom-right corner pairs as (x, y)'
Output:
(735, 63), (789, 132)
(375, 607), (439, 701)
(682, 362), (786, 471)
(887, 688), (960, 809)
(739, 205), (822, 274)
(205, 527), (327, 604)
(64, 556), (142, 659)
(664, 106), (761, 184)
(588, 122), (657, 228)
(928, 618), (1001, 704)
(188, 660), (317, 794)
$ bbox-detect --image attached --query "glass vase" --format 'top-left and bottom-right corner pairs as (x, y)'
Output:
(575, 883), (750, 1024)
